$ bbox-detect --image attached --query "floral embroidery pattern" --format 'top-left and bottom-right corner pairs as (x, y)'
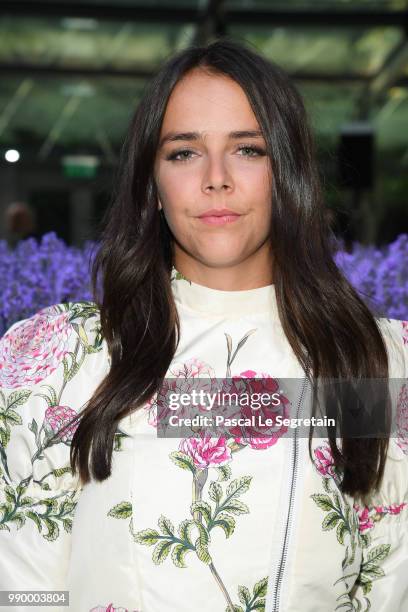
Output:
(0, 302), (126, 540)
(0, 305), (72, 388)
(402, 320), (408, 346)
(311, 440), (407, 610)
(353, 502), (407, 532)
(0, 481), (78, 540)
(396, 382), (408, 455)
(107, 326), (292, 611)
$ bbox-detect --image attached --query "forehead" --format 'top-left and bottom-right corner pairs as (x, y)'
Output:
(160, 68), (259, 132)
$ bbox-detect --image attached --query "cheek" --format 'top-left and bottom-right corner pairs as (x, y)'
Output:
(158, 169), (197, 210)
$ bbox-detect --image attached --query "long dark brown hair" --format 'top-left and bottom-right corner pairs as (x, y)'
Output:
(68, 37), (392, 499)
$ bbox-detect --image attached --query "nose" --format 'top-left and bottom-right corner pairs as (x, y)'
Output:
(202, 155), (233, 194)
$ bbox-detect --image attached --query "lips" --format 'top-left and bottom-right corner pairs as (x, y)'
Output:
(198, 208), (240, 218)
(197, 209), (242, 227)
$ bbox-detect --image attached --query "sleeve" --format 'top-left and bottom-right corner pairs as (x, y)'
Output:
(350, 317), (408, 610)
(0, 301), (106, 612)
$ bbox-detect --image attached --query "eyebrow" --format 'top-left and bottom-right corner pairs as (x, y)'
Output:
(158, 129), (264, 149)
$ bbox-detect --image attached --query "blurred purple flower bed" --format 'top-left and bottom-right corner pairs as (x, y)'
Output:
(0, 231), (407, 337)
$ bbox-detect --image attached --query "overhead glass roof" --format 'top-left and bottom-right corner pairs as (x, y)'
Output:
(0, 0), (407, 159)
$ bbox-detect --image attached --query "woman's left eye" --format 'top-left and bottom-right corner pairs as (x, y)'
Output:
(237, 145), (265, 157)
(166, 145), (266, 163)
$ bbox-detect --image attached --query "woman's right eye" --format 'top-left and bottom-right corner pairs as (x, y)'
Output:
(166, 149), (195, 162)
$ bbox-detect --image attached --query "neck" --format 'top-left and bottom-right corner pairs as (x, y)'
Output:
(173, 247), (274, 291)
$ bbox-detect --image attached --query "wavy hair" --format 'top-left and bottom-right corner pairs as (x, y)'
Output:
(68, 37), (391, 499)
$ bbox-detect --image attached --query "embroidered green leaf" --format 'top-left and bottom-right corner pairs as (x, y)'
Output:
(366, 544), (391, 564)
(3, 486), (16, 504)
(152, 540), (172, 564)
(60, 500), (76, 515)
(332, 491), (341, 509)
(133, 528), (161, 546)
(193, 519), (210, 545)
(15, 483), (28, 496)
(360, 566), (385, 580)
(169, 451), (197, 475)
(322, 511), (341, 530)
(336, 522), (348, 545)
(226, 476), (252, 498)
(38, 385), (58, 407)
(25, 511), (42, 532)
(0, 427), (10, 447)
(4, 410), (22, 426)
(42, 498), (58, 513)
(238, 585), (251, 606)
(222, 499), (249, 515)
(253, 577), (268, 599)
(311, 493), (334, 512)
(43, 518), (59, 541)
(178, 519), (196, 546)
(209, 481), (223, 504)
(171, 543), (191, 568)
(107, 501), (132, 519)
(356, 574), (373, 596)
(212, 512), (235, 538)
(9, 513), (26, 529)
(225, 606), (244, 612)
(252, 599), (266, 611)
(195, 539), (212, 564)
(7, 390), (31, 409)
(19, 497), (35, 507)
(322, 477), (331, 493)
(216, 464), (232, 482)
(53, 466), (73, 478)
(359, 533), (371, 549)
(62, 518), (73, 533)
(158, 515), (174, 537)
(190, 501), (212, 525)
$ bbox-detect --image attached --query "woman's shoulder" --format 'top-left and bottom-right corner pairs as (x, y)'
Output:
(375, 316), (408, 378)
(0, 300), (108, 492)
(0, 300), (104, 389)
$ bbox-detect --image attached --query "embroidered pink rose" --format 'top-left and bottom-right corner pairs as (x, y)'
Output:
(375, 502), (407, 515)
(353, 505), (375, 532)
(228, 370), (289, 450)
(43, 405), (79, 444)
(396, 383), (408, 455)
(179, 433), (232, 468)
(402, 320), (408, 345)
(0, 305), (71, 388)
(145, 357), (217, 428)
(353, 501), (407, 532)
(313, 442), (338, 479)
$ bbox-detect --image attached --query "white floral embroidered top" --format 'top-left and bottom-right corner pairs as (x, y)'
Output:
(0, 266), (407, 612)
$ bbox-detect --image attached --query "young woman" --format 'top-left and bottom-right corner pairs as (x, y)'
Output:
(0, 39), (407, 612)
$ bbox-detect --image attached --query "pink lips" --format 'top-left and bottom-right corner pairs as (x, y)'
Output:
(198, 208), (241, 226)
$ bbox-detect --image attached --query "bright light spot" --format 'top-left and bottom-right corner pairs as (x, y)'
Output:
(5, 149), (20, 163)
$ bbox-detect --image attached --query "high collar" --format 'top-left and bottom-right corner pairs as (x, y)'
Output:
(170, 265), (278, 318)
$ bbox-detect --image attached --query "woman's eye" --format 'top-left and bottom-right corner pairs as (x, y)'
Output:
(167, 149), (195, 162)
(166, 145), (266, 163)
(237, 145), (265, 157)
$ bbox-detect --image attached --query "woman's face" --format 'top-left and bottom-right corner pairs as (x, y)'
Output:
(154, 67), (273, 283)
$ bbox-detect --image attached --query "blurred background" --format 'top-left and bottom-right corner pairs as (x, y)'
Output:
(0, 0), (407, 331)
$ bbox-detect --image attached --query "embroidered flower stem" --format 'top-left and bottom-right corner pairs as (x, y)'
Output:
(192, 467), (234, 609)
